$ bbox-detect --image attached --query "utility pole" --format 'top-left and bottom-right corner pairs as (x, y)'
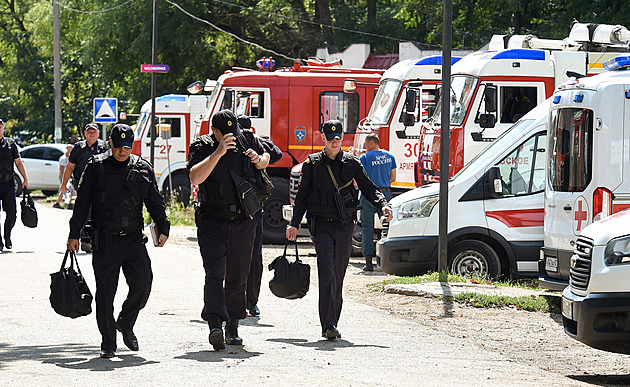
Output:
(438, 0), (453, 274)
(53, 0), (62, 143)
(150, 0), (158, 166)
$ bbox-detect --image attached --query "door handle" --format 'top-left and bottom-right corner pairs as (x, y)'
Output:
(177, 150), (185, 153)
(563, 205), (572, 211)
(45, 163), (51, 166)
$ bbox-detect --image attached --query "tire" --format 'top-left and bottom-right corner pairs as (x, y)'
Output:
(13, 175), (22, 197)
(351, 223), (363, 256)
(449, 240), (501, 280)
(163, 174), (191, 207)
(262, 177), (289, 244)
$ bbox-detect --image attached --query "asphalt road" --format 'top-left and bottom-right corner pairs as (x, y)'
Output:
(0, 200), (590, 386)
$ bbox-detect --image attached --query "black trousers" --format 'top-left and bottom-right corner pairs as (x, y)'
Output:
(312, 219), (354, 331)
(198, 217), (255, 322)
(0, 182), (16, 240)
(246, 211), (263, 309)
(92, 232), (153, 351)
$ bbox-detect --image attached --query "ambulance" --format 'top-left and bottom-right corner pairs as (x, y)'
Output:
(132, 93), (214, 205)
(417, 22), (626, 187)
(194, 58), (383, 243)
(541, 53), (630, 290)
(376, 99), (550, 278)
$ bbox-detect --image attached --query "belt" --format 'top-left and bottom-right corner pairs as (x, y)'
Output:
(379, 187), (390, 191)
(316, 216), (341, 222)
(108, 230), (141, 237)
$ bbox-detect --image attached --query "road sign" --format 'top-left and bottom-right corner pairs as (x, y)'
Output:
(93, 98), (118, 123)
(141, 64), (170, 73)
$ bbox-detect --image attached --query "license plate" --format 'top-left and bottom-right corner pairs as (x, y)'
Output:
(545, 257), (558, 272)
(562, 297), (573, 319)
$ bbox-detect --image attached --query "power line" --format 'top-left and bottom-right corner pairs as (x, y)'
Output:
(164, 0), (298, 61)
(54, 0), (136, 14)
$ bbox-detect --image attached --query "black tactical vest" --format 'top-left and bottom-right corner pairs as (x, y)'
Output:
(90, 154), (153, 232)
(306, 152), (360, 218)
(0, 138), (14, 183)
(72, 139), (108, 182)
(196, 134), (257, 220)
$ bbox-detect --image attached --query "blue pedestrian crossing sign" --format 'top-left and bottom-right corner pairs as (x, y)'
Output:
(93, 98), (118, 123)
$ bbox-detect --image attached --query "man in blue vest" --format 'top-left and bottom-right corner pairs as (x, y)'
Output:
(359, 133), (397, 271)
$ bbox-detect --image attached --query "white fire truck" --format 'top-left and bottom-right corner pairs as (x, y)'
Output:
(417, 22), (624, 187)
(542, 52), (630, 291)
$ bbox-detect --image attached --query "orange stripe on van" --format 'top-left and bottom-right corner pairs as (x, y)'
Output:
(485, 208), (544, 228)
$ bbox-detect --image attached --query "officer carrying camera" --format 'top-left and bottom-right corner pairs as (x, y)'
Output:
(286, 119), (393, 340)
(67, 124), (170, 358)
(188, 110), (270, 351)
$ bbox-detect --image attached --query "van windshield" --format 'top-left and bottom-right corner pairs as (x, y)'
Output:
(432, 75), (478, 126)
(549, 108), (593, 192)
(366, 79), (403, 125)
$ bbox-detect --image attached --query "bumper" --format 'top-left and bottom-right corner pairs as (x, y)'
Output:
(562, 288), (630, 354)
(538, 247), (570, 291)
(376, 236), (438, 276)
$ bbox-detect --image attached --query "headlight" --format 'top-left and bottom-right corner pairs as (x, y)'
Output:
(397, 194), (439, 220)
(604, 234), (630, 266)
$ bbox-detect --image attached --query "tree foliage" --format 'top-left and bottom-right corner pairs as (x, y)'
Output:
(0, 0), (628, 142)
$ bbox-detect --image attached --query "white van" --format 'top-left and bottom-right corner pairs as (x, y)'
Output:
(376, 99), (550, 278)
(541, 56), (630, 290)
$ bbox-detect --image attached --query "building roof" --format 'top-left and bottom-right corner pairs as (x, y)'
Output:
(363, 53), (399, 70)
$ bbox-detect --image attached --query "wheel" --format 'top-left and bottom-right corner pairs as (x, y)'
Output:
(13, 175), (22, 197)
(163, 174), (191, 207)
(262, 177), (289, 244)
(351, 223), (363, 256)
(449, 240), (501, 280)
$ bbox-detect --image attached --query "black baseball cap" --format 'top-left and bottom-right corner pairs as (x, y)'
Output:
(237, 115), (252, 130)
(84, 123), (99, 132)
(321, 119), (343, 140)
(110, 124), (134, 148)
(212, 109), (240, 135)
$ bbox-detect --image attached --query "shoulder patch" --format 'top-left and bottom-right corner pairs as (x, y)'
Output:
(305, 158), (311, 164)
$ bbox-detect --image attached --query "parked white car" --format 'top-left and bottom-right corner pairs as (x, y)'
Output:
(14, 143), (67, 196)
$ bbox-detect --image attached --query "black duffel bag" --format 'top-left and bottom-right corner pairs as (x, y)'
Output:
(50, 250), (93, 318)
(20, 189), (37, 228)
(268, 240), (310, 299)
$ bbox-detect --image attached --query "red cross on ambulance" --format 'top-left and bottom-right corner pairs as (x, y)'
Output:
(573, 196), (589, 235)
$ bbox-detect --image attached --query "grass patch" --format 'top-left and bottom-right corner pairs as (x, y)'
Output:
(144, 202), (195, 227)
(454, 292), (561, 313)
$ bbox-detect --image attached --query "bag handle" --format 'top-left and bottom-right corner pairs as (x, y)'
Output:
(60, 249), (84, 277)
(282, 239), (300, 262)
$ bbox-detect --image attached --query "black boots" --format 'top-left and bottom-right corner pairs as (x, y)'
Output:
(363, 255), (374, 271)
(225, 319), (243, 346)
(208, 317), (225, 351)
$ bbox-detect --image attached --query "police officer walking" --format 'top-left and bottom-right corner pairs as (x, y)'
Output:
(67, 124), (170, 359)
(286, 119), (392, 340)
(60, 123), (109, 251)
(238, 115), (283, 317)
(0, 119), (29, 251)
(188, 110), (269, 351)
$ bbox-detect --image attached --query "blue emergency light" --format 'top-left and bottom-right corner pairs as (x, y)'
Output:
(415, 56), (462, 66)
(574, 94), (584, 103)
(553, 95), (561, 104)
(256, 57), (275, 71)
(492, 49), (545, 61)
(603, 56), (630, 71)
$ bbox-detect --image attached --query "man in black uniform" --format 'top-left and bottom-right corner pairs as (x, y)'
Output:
(0, 119), (29, 251)
(286, 119), (392, 340)
(60, 123), (109, 252)
(188, 110), (269, 350)
(67, 124), (170, 359)
(238, 115), (283, 317)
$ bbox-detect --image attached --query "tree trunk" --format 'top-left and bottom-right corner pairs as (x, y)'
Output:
(315, 0), (334, 44)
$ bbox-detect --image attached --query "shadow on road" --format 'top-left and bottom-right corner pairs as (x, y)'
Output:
(568, 373), (630, 386)
(190, 318), (275, 328)
(175, 349), (262, 362)
(267, 338), (389, 352)
(438, 281), (455, 319)
(0, 342), (157, 371)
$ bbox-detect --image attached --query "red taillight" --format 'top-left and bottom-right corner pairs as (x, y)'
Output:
(593, 187), (613, 222)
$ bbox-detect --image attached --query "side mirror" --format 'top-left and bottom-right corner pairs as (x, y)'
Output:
(405, 89), (417, 112)
(343, 79), (357, 93)
(477, 113), (496, 129)
(486, 166), (503, 198)
(484, 85), (497, 113)
(402, 112), (415, 127)
(223, 90), (233, 109)
(187, 81), (204, 94)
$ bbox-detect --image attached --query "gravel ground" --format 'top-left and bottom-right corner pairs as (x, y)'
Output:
(170, 225), (630, 386)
